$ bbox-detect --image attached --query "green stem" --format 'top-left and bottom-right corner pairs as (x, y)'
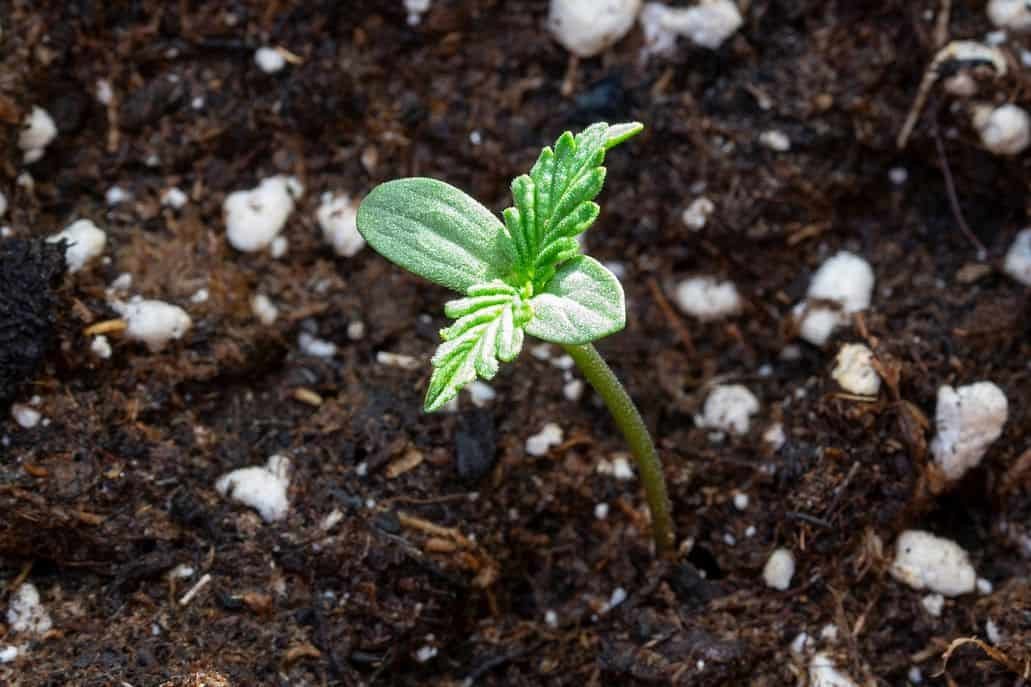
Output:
(561, 343), (675, 555)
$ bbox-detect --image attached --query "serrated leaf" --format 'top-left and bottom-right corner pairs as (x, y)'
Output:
(356, 178), (516, 293)
(444, 294), (515, 318)
(505, 122), (643, 289)
(425, 283), (530, 412)
(467, 281), (518, 297)
(547, 201), (599, 242)
(525, 256), (626, 345)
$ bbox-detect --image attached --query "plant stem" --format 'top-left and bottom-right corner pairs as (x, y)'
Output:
(561, 343), (675, 555)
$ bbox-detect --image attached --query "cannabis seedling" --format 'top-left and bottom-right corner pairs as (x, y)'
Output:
(356, 122), (674, 553)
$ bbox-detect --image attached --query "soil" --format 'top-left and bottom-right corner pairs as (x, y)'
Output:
(1, 1), (1029, 686)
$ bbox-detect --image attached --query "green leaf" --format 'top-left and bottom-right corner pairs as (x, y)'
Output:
(424, 283), (532, 412)
(524, 256), (626, 345)
(356, 178), (516, 293)
(505, 122), (643, 290)
(603, 122), (645, 149)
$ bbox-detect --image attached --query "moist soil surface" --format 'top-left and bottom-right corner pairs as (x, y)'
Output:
(1, 2), (1029, 685)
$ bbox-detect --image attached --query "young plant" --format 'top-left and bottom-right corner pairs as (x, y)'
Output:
(356, 122), (674, 553)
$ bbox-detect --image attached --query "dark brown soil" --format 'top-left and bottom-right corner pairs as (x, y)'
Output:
(1, 2), (1029, 686)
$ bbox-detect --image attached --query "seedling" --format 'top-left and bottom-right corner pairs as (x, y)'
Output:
(356, 122), (674, 553)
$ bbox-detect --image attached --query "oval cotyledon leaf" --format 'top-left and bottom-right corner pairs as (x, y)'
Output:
(356, 177), (516, 293)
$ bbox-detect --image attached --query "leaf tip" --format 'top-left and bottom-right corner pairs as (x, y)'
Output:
(604, 122), (644, 149)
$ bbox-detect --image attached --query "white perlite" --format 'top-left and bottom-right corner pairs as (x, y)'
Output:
(251, 294), (279, 325)
(674, 276), (741, 320)
(91, 335), (112, 359)
(105, 186), (131, 206)
(376, 351), (419, 369)
(1003, 228), (1031, 286)
(890, 530), (977, 597)
(6, 583), (52, 635)
(600, 587), (628, 613)
(11, 404), (41, 429)
(215, 454), (291, 523)
(639, 3), (679, 58)
(921, 593), (945, 617)
(548, 0), (641, 57)
(414, 645), (438, 663)
(563, 378), (585, 401)
(95, 79), (114, 105)
(161, 187), (188, 209)
(404, 0), (432, 26)
(930, 382), (1008, 482)
(986, 618), (1003, 644)
(809, 652), (859, 687)
(317, 192), (365, 257)
(644, 0), (743, 52)
(696, 385), (759, 434)
(18, 106), (57, 163)
(763, 422), (786, 451)
(48, 219), (107, 273)
(347, 321), (366, 340)
(759, 129), (791, 152)
(298, 332), (337, 358)
(269, 235), (288, 258)
(794, 251), (875, 346)
(987, 0), (1031, 32)
(973, 104), (1031, 156)
(526, 422), (563, 456)
(115, 298), (192, 352)
(831, 343), (881, 396)
(254, 47), (286, 73)
(223, 176), (303, 252)
(467, 380), (496, 407)
(762, 548), (795, 590)
(682, 197), (715, 230)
